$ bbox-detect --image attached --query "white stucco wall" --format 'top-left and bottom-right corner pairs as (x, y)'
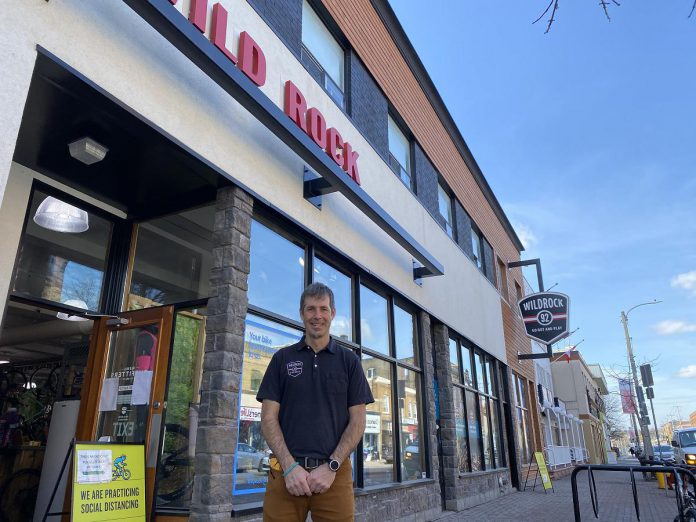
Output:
(0, 0), (507, 360)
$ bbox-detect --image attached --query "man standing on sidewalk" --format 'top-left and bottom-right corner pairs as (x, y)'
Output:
(256, 282), (374, 521)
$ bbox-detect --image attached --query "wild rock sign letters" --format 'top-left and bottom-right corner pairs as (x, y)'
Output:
(167, 0), (362, 184)
(517, 291), (570, 345)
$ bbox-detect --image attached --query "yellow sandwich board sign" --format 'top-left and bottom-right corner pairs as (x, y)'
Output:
(72, 443), (146, 521)
(534, 451), (553, 490)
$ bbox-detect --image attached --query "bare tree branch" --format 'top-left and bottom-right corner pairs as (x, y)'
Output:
(533, 0), (560, 33)
(690, 0), (696, 18)
(533, 0), (555, 25)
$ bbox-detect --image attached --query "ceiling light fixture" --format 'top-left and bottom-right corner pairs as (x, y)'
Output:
(68, 137), (108, 165)
(34, 196), (89, 233)
(0, 360), (9, 365)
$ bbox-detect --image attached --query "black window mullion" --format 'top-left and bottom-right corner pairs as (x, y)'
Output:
(388, 296), (402, 483)
(354, 274), (363, 488)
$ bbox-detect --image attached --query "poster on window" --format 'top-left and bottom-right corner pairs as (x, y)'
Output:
(233, 316), (301, 497)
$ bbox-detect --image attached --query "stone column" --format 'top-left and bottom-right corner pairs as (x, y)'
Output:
(190, 185), (253, 521)
(419, 312), (440, 495)
(431, 322), (457, 510)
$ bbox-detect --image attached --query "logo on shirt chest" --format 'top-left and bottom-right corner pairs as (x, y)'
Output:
(287, 361), (303, 378)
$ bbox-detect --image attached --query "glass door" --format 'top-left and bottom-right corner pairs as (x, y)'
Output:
(76, 306), (174, 520)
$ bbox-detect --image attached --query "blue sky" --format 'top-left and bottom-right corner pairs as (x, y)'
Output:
(390, 1), (696, 429)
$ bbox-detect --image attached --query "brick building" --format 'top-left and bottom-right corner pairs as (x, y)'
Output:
(0, 0), (541, 520)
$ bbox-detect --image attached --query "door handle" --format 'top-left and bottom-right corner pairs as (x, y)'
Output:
(153, 401), (161, 409)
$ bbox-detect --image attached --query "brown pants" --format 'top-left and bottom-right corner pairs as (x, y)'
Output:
(263, 461), (354, 522)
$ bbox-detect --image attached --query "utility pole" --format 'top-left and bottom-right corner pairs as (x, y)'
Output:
(621, 305), (659, 459)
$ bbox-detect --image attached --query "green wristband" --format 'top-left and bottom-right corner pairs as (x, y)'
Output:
(282, 462), (299, 477)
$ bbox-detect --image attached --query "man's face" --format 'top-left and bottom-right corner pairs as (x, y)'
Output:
(300, 294), (335, 340)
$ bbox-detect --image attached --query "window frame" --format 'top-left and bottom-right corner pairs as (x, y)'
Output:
(437, 182), (454, 238)
(450, 335), (507, 473)
(387, 113), (414, 191)
(300, 0), (347, 109)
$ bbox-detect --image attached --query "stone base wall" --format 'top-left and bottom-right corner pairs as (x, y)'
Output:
(445, 469), (513, 512)
(355, 481), (442, 522)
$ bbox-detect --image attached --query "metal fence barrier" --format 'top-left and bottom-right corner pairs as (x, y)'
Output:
(570, 464), (696, 522)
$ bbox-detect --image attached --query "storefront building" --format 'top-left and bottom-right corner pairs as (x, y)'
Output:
(0, 0), (539, 520)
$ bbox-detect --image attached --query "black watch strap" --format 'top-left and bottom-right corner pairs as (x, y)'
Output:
(328, 459), (340, 472)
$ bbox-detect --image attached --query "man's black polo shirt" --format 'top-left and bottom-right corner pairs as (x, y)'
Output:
(256, 337), (374, 460)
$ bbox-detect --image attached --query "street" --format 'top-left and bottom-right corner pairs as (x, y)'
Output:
(435, 459), (684, 522)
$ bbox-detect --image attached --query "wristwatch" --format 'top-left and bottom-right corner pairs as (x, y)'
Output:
(328, 458), (340, 472)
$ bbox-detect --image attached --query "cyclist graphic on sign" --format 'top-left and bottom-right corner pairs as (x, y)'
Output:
(113, 454), (132, 480)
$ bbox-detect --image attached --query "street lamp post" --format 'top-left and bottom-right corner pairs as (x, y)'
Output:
(620, 300), (661, 459)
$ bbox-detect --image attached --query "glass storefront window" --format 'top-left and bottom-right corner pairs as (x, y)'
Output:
(490, 399), (503, 468)
(454, 389), (469, 472)
(398, 369), (422, 480)
(449, 339), (459, 385)
(480, 395), (492, 469)
(248, 220), (305, 322)
(362, 355), (394, 486)
(156, 308), (206, 511)
(128, 205), (214, 310)
(393, 305), (415, 364)
(313, 256), (352, 341)
(13, 189), (112, 311)
(461, 344), (473, 388)
(486, 358), (496, 396)
(359, 285), (389, 356)
(234, 315), (302, 502)
(466, 390), (482, 471)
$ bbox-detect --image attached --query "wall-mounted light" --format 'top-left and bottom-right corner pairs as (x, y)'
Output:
(56, 299), (90, 321)
(0, 360), (9, 365)
(68, 137), (108, 165)
(34, 196), (89, 233)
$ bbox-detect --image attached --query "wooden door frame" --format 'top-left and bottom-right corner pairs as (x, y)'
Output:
(72, 306), (175, 520)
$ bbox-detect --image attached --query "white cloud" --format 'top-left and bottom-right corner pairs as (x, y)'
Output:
(653, 320), (696, 335)
(677, 365), (696, 378)
(671, 271), (696, 295)
(513, 222), (538, 250)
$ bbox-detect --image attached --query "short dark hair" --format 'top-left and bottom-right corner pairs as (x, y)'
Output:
(300, 282), (335, 311)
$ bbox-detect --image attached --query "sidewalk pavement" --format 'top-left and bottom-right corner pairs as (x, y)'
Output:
(433, 459), (682, 521)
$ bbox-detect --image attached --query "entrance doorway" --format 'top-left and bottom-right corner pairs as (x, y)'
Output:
(76, 306), (174, 519)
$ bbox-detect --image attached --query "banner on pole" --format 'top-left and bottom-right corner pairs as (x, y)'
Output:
(619, 378), (636, 414)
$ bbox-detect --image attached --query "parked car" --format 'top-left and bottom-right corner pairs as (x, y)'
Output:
(236, 443), (266, 472)
(653, 444), (675, 463)
(672, 428), (696, 468)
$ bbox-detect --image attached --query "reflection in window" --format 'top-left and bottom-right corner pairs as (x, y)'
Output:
(128, 205), (214, 310)
(454, 390), (469, 472)
(301, 0), (344, 105)
(13, 189), (112, 311)
(359, 286), (388, 355)
(363, 356), (394, 486)
(248, 220), (305, 322)
(476, 353), (486, 392)
(490, 399), (503, 467)
(466, 390), (482, 471)
(156, 308), (206, 511)
(461, 344), (473, 388)
(438, 184), (453, 238)
(313, 257), (352, 341)
(480, 396), (492, 469)
(399, 370), (423, 480)
(393, 305), (415, 363)
(388, 115), (412, 188)
(234, 315), (302, 502)
(449, 339), (459, 385)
